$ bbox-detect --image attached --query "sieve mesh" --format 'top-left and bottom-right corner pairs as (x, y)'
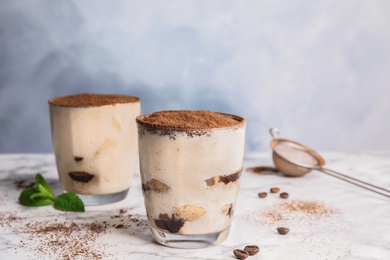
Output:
(274, 142), (321, 167)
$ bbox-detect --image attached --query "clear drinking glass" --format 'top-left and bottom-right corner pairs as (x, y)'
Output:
(48, 93), (140, 205)
(136, 110), (246, 248)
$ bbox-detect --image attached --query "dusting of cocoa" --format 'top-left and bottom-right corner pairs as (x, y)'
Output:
(48, 93), (140, 107)
(22, 221), (107, 259)
(14, 180), (35, 189)
(136, 110), (245, 130)
(253, 200), (340, 226)
(246, 166), (280, 176)
(0, 208), (149, 259)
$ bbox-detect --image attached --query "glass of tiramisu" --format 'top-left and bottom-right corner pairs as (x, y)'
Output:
(136, 110), (246, 248)
(48, 93), (140, 205)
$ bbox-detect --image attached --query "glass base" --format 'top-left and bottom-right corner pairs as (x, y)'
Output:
(150, 226), (231, 249)
(76, 188), (129, 206)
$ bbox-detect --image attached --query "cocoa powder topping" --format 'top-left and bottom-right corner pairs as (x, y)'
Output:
(137, 110), (245, 129)
(48, 93), (140, 107)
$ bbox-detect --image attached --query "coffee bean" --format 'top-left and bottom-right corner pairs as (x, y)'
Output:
(280, 192), (289, 199)
(258, 192), (267, 198)
(277, 227), (289, 235)
(243, 245), (260, 255)
(270, 187), (280, 193)
(233, 249), (249, 259)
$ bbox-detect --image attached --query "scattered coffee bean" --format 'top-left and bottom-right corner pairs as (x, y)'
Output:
(277, 227), (290, 235)
(258, 192), (267, 198)
(243, 245), (260, 255)
(270, 187), (280, 193)
(280, 192), (289, 199)
(233, 249), (249, 259)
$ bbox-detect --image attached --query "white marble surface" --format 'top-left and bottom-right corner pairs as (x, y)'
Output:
(0, 152), (389, 260)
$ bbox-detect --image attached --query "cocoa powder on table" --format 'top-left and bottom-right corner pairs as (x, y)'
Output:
(137, 110), (245, 129)
(49, 93), (140, 107)
(21, 221), (107, 259)
(261, 200), (339, 225)
(0, 208), (148, 259)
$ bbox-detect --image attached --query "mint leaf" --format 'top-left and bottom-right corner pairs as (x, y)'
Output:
(35, 174), (55, 200)
(18, 173), (55, 206)
(29, 190), (54, 200)
(53, 193), (85, 212)
(35, 184), (55, 200)
(19, 187), (53, 207)
(35, 173), (50, 190)
(19, 173), (85, 212)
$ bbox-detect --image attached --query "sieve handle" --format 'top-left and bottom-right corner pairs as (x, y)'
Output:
(269, 128), (284, 139)
(320, 167), (390, 199)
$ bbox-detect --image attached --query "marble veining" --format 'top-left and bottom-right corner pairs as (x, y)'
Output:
(0, 152), (389, 259)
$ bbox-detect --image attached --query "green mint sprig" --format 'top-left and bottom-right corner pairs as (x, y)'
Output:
(18, 173), (85, 212)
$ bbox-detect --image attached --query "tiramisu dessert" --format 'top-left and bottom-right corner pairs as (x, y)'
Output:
(136, 110), (246, 248)
(48, 93), (140, 205)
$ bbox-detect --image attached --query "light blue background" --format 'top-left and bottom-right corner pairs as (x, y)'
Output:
(0, 1), (389, 153)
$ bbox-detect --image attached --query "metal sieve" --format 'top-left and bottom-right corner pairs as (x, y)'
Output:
(269, 128), (390, 198)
